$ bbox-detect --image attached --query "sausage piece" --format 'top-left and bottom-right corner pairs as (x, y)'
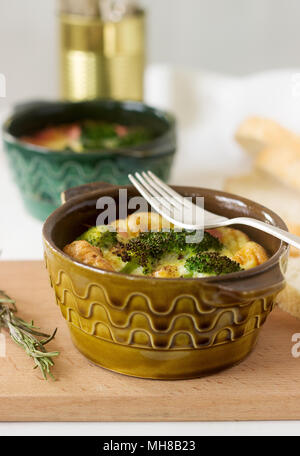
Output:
(233, 241), (268, 269)
(63, 240), (114, 271)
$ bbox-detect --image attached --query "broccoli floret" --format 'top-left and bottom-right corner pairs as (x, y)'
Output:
(77, 226), (118, 250)
(122, 231), (167, 274)
(81, 121), (118, 150)
(120, 261), (139, 274)
(118, 229), (223, 274)
(98, 230), (118, 249)
(77, 227), (100, 245)
(185, 252), (242, 276)
(193, 231), (222, 253)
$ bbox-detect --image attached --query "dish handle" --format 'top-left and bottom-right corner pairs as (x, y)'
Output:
(215, 253), (288, 300)
(61, 182), (115, 204)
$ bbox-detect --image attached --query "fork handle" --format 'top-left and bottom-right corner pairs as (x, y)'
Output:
(231, 217), (300, 250)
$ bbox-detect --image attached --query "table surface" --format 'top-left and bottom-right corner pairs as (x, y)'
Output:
(2, 261), (300, 423)
(1, 66), (300, 434)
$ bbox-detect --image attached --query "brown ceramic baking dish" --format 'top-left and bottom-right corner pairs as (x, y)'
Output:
(43, 182), (289, 379)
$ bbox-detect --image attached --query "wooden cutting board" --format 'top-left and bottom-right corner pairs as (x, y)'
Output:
(0, 260), (300, 422)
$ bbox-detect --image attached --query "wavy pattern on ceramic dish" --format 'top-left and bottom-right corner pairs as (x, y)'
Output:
(5, 144), (173, 218)
(48, 263), (274, 350)
(52, 269), (215, 315)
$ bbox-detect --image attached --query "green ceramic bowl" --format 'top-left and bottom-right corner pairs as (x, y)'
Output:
(2, 100), (176, 221)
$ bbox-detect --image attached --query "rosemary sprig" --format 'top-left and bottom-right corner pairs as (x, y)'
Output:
(0, 290), (59, 380)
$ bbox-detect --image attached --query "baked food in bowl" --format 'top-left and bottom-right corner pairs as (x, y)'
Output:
(43, 182), (289, 379)
(63, 217), (269, 277)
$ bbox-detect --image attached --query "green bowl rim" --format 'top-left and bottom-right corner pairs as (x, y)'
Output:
(2, 99), (177, 159)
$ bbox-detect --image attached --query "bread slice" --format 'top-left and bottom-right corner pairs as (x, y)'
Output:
(255, 146), (300, 192)
(277, 257), (300, 319)
(224, 170), (300, 256)
(235, 117), (300, 157)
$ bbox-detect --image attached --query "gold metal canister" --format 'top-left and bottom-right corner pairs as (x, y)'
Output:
(59, 10), (145, 101)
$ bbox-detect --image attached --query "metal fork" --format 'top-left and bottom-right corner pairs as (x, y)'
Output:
(128, 171), (300, 250)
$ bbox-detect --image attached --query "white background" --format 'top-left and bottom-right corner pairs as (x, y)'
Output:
(1, 0), (300, 437)
(2, 0), (300, 105)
